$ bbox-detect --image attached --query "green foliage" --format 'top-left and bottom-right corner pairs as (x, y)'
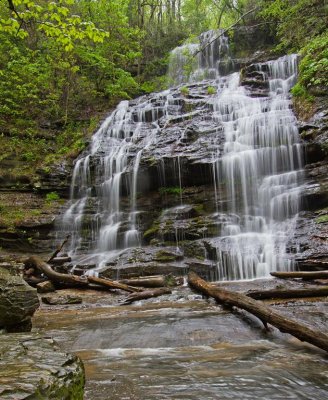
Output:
(0, 0), (143, 148)
(260, 0), (328, 94)
(298, 32), (328, 90)
(46, 192), (60, 202)
(0, 0), (108, 51)
(180, 86), (189, 96)
(159, 187), (183, 195)
(316, 214), (328, 224)
(207, 86), (216, 95)
(260, 0), (326, 52)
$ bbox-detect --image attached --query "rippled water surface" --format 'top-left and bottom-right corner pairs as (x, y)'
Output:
(33, 288), (328, 399)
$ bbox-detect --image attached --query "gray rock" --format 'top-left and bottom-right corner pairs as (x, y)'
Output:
(0, 333), (85, 399)
(36, 280), (56, 293)
(0, 268), (39, 332)
(41, 295), (83, 305)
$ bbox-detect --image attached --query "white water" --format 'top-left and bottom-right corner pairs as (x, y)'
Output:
(58, 31), (303, 280)
(168, 29), (233, 86)
(211, 55), (302, 280)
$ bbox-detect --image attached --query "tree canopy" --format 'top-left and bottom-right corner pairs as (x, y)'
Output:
(0, 0), (326, 173)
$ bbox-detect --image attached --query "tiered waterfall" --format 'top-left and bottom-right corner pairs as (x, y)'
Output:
(58, 30), (303, 280)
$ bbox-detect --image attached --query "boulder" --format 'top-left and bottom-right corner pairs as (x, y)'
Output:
(0, 267), (39, 332)
(0, 333), (85, 399)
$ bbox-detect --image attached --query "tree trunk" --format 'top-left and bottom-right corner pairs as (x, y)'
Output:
(188, 272), (328, 353)
(120, 288), (172, 305)
(25, 256), (89, 287)
(247, 287), (328, 300)
(271, 271), (328, 280)
(87, 276), (142, 293)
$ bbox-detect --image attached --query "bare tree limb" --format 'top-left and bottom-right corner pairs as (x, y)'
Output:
(47, 235), (70, 263)
(193, 6), (259, 57)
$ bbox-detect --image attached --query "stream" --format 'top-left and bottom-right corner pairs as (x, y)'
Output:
(40, 28), (328, 399)
(33, 284), (328, 399)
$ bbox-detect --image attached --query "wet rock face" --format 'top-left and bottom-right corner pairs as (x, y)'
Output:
(290, 95), (328, 269)
(0, 333), (85, 400)
(73, 244), (216, 280)
(0, 267), (39, 332)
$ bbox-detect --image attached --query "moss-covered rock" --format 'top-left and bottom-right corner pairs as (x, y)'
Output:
(0, 267), (39, 332)
(0, 333), (85, 399)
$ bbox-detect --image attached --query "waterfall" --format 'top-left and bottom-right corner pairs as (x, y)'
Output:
(168, 29), (234, 86)
(212, 54), (302, 279)
(57, 31), (303, 280)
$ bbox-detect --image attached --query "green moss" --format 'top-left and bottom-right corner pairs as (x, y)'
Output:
(193, 204), (204, 215)
(154, 250), (176, 262)
(143, 223), (160, 240)
(164, 274), (179, 287)
(316, 214), (328, 224)
(45, 191), (60, 202)
(159, 187), (183, 196)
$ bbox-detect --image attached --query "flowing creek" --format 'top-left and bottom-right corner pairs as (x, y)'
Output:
(33, 286), (328, 399)
(38, 30), (328, 399)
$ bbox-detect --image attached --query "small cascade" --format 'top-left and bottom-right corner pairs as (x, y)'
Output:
(57, 30), (303, 281)
(168, 29), (234, 86)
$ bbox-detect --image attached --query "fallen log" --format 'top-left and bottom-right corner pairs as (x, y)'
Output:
(25, 256), (89, 287)
(271, 271), (328, 280)
(87, 276), (143, 293)
(247, 287), (328, 300)
(120, 287), (172, 305)
(119, 275), (183, 288)
(188, 272), (328, 353)
(47, 235), (70, 263)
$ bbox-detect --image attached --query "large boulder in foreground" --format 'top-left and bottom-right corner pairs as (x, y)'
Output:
(0, 333), (85, 400)
(0, 267), (39, 331)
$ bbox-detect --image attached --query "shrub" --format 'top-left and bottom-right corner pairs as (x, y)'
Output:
(46, 191), (60, 202)
(180, 86), (189, 96)
(207, 86), (216, 95)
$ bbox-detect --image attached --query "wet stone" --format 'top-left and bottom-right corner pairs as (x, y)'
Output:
(0, 333), (85, 400)
(42, 295), (83, 305)
(36, 280), (56, 293)
(0, 267), (39, 332)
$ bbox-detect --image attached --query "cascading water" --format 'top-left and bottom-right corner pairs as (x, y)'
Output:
(57, 29), (303, 280)
(211, 55), (302, 279)
(168, 29), (233, 86)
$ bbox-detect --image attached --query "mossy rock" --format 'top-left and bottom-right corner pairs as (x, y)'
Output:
(0, 267), (39, 331)
(0, 333), (85, 399)
(143, 223), (160, 240)
(154, 249), (180, 263)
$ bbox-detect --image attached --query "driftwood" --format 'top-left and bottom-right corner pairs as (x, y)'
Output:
(120, 287), (172, 305)
(47, 235), (70, 263)
(87, 276), (142, 293)
(188, 272), (328, 353)
(119, 275), (183, 288)
(25, 256), (89, 287)
(247, 287), (328, 300)
(271, 271), (328, 280)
